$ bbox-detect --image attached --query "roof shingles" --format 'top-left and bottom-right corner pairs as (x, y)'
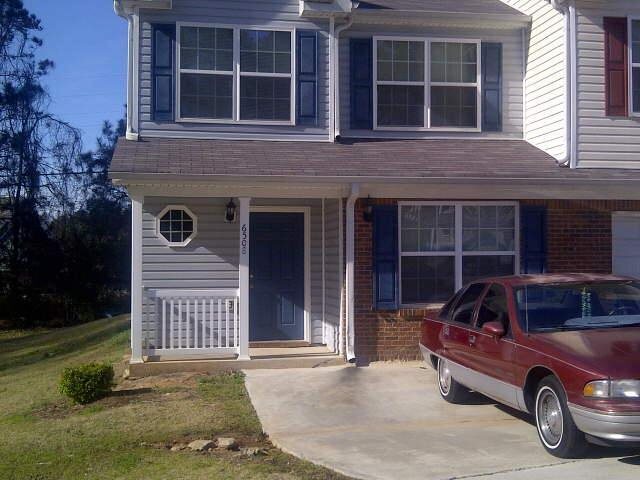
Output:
(110, 137), (640, 183)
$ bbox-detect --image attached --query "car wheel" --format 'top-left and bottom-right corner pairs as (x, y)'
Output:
(437, 357), (468, 404)
(535, 376), (588, 458)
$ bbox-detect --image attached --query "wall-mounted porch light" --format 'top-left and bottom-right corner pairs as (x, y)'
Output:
(363, 196), (373, 223)
(225, 198), (237, 223)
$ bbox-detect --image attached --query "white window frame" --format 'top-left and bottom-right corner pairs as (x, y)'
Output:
(176, 22), (296, 126)
(397, 201), (520, 307)
(373, 36), (482, 133)
(628, 17), (640, 116)
(156, 205), (198, 247)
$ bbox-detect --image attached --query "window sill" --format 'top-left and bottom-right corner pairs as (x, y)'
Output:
(176, 117), (295, 126)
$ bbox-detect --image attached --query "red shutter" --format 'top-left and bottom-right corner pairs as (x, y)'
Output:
(604, 17), (628, 117)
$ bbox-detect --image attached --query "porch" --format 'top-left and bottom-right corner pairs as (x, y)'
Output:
(130, 194), (346, 370)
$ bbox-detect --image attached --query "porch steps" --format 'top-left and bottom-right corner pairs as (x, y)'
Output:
(126, 352), (345, 378)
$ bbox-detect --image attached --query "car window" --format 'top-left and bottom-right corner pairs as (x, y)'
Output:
(451, 283), (486, 325)
(439, 288), (465, 321)
(476, 284), (511, 335)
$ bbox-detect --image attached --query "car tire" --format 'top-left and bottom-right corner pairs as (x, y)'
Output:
(535, 376), (588, 458)
(437, 357), (468, 404)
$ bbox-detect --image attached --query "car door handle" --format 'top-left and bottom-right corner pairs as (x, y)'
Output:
(469, 334), (476, 345)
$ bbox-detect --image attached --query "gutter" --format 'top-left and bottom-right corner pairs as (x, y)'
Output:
(549, 0), (577, 168)
(345, 183), (359, 362)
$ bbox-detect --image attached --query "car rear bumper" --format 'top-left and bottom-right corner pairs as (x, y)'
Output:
(419, 343), (436, 368)
(569, 404), (640, 442)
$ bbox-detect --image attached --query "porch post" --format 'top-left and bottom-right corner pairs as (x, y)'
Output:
(130, 193), (144, 364)
(238, 197), (251, 360)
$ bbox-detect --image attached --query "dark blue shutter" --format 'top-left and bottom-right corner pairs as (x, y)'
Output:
(297, 31), (318, 125)
(152, 24), (175, 121)
(350, 38), (373, 130)
(373, 205), (399, 310)
(521, 206), (547, 274)
(481, 42), (502, 132)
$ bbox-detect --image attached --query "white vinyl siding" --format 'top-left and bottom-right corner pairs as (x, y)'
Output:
(141, 197), (340, 348)
(340, 25), (523, 139)
(502, 0), (566, 159)
(574, 0), (640, 168)
(138, 0), (330, 140)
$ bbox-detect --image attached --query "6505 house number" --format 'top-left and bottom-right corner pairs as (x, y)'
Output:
(241, 223), (248, 255)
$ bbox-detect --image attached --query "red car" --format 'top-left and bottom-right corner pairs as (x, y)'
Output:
(420, 274), (640, 458)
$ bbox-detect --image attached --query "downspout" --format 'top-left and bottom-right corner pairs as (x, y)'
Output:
(333, 14), (354, 140)
(328, 16), (335, 142)
(550, 0), (577, 167)
(114, 1), (139, 140)
(345, 183), (359, 362)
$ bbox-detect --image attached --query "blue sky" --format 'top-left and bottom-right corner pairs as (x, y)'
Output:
(24, 0), (128, 150)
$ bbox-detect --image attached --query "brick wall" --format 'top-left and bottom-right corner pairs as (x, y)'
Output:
(353, 198), (640, 362)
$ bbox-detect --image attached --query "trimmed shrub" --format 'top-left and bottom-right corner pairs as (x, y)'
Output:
(59, 363), (114, 404)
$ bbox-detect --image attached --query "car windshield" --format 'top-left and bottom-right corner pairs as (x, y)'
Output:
(515, 281), (640, 333)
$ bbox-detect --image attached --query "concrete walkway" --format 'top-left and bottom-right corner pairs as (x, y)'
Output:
(245, 363), (640, 480)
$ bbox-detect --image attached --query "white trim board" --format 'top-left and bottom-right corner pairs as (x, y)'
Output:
(249, 206), (313, 344)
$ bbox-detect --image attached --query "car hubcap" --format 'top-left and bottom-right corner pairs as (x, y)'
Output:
(537, 388), (563, 448)
(438, 359), (452, 395)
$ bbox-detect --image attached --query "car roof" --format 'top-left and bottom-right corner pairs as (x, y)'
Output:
(471, 273), (636, 288)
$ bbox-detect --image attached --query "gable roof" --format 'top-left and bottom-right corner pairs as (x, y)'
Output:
(110, 137), (640, 186)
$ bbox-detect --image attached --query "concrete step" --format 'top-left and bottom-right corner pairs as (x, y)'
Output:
(126, 354), (345, 378)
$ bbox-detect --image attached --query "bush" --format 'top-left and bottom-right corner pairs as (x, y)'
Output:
(59, 363), (114, 404)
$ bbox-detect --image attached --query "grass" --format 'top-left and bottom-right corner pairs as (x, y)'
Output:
(0, 316), (351, 480)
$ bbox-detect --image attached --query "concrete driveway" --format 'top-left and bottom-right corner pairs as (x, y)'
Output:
(244, 363), (640, 480)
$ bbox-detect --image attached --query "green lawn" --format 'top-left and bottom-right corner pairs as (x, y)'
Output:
(0, 316), (350, 480)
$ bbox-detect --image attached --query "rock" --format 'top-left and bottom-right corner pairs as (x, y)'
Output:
(170, 443), (188, 452)
(240, 447), (266, 457)
(216, 437), (239, 450)
(188, 440), (214, 451)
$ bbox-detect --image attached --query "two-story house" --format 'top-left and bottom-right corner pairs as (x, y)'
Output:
(111, 0), (640, 375)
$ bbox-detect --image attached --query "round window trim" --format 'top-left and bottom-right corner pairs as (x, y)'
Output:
(156, 205), (198, 247)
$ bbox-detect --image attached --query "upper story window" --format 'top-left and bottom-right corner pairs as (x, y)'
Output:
(374, 37), (480, 131)
(176, 24), (294, 124)
(240, 30), (292, 121)
(179, 26), (234, 120)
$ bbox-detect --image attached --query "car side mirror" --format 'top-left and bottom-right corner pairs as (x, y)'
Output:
(482, 321), (506, 338)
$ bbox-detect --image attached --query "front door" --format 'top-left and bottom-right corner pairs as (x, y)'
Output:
(249, 212), (305, 341)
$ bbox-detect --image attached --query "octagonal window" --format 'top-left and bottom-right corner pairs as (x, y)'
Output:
(157, 206), (197, 246)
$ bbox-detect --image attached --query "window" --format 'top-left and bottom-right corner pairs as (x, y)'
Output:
(462, 205), (516, 285)
(431, 42), (479, 128)
(157, 206), (197, 246)
(439, 287), (465, 321)
(476, 284), (510, 333)
(240, 30), (292, 121)
(399, 203), (518, 305)
(450, 283), (486, 325)
(179, 26), (234, 120)
(374, 37), (480, 130)
(177, 24), (294, 123)
(631, 20), (640, 113)
(376, 40), (425, 127)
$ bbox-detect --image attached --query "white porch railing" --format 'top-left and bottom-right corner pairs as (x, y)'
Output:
(143, 289), (240, 357)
